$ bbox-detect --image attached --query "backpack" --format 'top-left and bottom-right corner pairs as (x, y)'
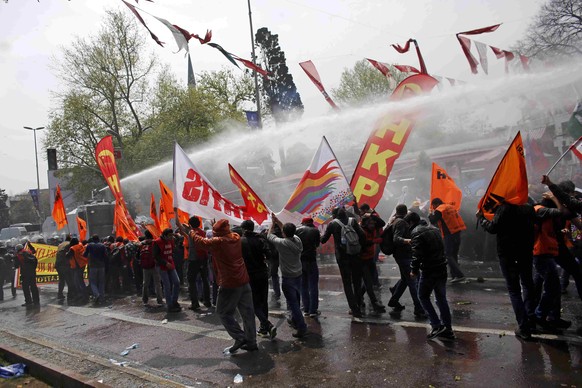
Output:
(379, 223), (395, 255)
(335, 217), (362, 255)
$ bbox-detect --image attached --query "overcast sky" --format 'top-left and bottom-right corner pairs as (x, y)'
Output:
(0, 0), (543, 195)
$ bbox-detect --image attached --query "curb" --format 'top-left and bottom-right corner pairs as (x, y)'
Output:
(0, 345), (110, 388)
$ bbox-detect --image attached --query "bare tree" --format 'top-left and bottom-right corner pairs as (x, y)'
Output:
(516, 0), (582, 58)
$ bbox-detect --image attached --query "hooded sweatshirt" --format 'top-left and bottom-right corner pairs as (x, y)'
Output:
(191, 219), (249, 288)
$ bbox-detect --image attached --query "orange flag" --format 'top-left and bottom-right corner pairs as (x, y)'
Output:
(478, 132), (528, 220)
(114, 200), (138, 241)
(177, 208), (190, 226)
(76, 215), (87, 241)
(430, 163), (463, 211)
(150, 193), (162, 233)
(158, 198), (171, 230)
(159, 180), (175, 221)
(52, 184), (68, 230)
(143, 223), (161, 239)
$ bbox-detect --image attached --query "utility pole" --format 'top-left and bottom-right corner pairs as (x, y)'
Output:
(247, 0), (262, 129)
(24, 126), (45, 223)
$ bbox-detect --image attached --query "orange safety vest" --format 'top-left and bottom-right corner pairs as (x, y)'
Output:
(436, 204), (466, 236)
(533, 205), (559, 257)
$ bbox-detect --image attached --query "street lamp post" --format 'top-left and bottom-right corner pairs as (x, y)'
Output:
(24, 126), (45, 221)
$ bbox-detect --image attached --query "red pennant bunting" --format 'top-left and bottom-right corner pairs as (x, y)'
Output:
(366, 58), (392, 77)
(121, 0), (164, 48)
(394, 64), (420, 74)
(391, 40), (412, 53)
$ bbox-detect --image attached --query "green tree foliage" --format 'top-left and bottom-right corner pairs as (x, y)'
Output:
(255, 27), (304, 123)
(331, 59), (406, 106)
(516, 0), (582, 58)
(45, 10), (254, 202)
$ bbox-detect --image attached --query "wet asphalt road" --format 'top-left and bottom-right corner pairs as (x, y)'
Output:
(1, 256), (581, 387)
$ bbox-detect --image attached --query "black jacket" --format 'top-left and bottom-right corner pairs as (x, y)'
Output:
(392, 216), (412, 260)
(410, 224), (447, 275)
(241, 231), (270, 280)
(479, 203), (535, 258)
(296, 224), (321, 262)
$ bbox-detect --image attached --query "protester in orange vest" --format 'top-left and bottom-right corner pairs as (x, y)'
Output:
(533, 193), (571, 332)
(67, 237), (89, 304)
(429, 198), (466, 283)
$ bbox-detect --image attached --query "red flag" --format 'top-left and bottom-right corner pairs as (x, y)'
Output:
(114, 200), (138, 241)
(149, 193), (162, 233)
(394, 65), (420, 74)
(299, 60), (339, 110)
(95, 136), (141, 237)
(570, 136), (582, 161)
(490, 46), (505, 59)
(193, 29), (212, 44)
(231, 55), (269, 76)
(478, 132), (528, 220)
(351, 74), (439, 207)
(52, 185), (68, 231)
(430, 163), (463, 211)
(366, 58), (392, 77)
(391, 40), (412, 53)
(456, 24), (501, 74)
(177, 209), (190, 226)
(121, 0), (164, 47)
(229, 164), (270, 225)
(159, 180), (175, 221)
(76, 215), (87, 241)
(143, 223), (161, 239)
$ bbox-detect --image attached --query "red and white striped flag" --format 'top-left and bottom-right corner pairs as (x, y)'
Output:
(570, 136), (582, 161)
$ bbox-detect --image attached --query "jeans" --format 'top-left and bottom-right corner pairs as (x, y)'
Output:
(216, 283), (256, 346)
(390, 257), (423, 311)
(533, 255), (561, 320)
(56, 265), (70, 297)
(282, 275), (307, 331)
(498, 254), (536, 331)
(444, 232), (464, 279)
(187, 260), (210, 307)
(142, 267), (163, 304)
(250, 277), (271, 330)
(301, 260), (319, 314)
(555, 246), (582, 300)
(336, 256), (359, 314)
(371, 245), (381, 287)
(89, 267), (106, 300)
(73, 267), (88, 299)
(159, 269), (180, 309)
(417, 270), (451, 329)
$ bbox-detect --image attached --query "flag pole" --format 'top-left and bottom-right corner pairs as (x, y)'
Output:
(546, 145), (574, 176)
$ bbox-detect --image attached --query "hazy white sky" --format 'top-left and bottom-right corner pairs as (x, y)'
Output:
(0, 0), (542, 195)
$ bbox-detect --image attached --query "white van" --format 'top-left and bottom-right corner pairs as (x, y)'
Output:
(0, 227), (28, 241)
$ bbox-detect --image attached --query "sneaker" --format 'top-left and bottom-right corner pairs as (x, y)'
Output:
(57, 294), (65, 300)
(535, 316), (562, 333)
(372, 303), (386, 314)
(514, 328), (532, 341)
(414, 309), (428, 319)
(303, 311), (310, 317)
(269, 326), (277, 340)
(228, 339), (246, 353)
(388, 301), (405, 312)
(351, 309), (363, 318)
(449, 277), (466, 284)
(21, 302), (32, 307)
(438, 328), (456, 340)
(188, 304), (201, 311)
(309, 311), (321, 318)
(427, 325), (446, 340)
(241, 343), (259, 352)
(257, 329), (269, 338)
(292, 329), (307, 338)
(168, 306), (182, 313)
(157, 300), (164, 306)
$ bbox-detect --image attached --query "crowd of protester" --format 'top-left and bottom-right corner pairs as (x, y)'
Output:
(0, 174), (580, 351)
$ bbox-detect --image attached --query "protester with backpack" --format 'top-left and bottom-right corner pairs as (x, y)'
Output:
(321, 206), (365, 318)
(385, 205), (425, 318)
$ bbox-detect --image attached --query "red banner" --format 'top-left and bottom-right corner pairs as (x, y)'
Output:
(350, 74), (438, 208)
(228, 164), (270, 225)
(299, 60), (339, 110)
(95, 136), (140, 236)
(76, 215), (87, 241)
